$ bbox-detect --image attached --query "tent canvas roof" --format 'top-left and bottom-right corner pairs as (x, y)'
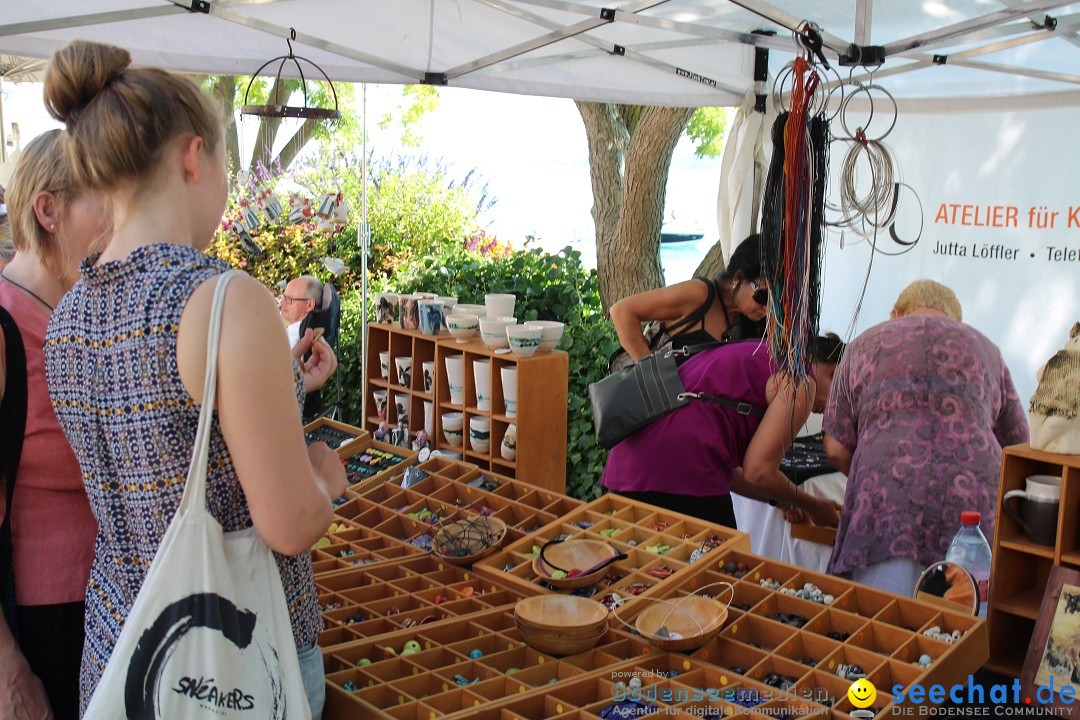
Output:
(2, 0), (1080, 107)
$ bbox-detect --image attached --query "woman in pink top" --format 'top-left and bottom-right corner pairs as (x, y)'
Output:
(0, 130), (108, 720)
(602, 335), (845, 528)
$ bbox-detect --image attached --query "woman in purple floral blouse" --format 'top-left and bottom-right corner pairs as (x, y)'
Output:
(823, 280), (1029, 595)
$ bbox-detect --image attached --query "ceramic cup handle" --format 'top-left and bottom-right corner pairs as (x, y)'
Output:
(1002, 490), (1032, 537)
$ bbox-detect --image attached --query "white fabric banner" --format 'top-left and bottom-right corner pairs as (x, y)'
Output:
(819, 104), (1080, 408)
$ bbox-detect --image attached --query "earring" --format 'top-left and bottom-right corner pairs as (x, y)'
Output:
(51, 224), (57, 231)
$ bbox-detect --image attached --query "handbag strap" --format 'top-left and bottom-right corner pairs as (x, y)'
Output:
(677, 391), (766, 417)
(662, 277), (716, 338)
(0, 305), (28, 626)
(177, 271), (241, 516)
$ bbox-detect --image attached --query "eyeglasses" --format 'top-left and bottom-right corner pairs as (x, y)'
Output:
(748, 280), (769, 307)
(279, 294), (310, 305)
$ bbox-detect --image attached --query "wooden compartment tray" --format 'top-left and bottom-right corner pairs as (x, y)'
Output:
(473, 494), (750, 614)
(319, 495), (987, 720)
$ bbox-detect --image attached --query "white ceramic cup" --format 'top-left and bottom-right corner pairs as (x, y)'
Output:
(395, 356), (412, 388)
(501, 367), (518, 418)
(422, 361), (436, 394)
(501, 423), (517, 461)
(479, 316), (517, 349)
(469, 416), (491, 454)
(372, 389), (388, 419)
(423, 400), (434, 435)
(441, 411), (464, 446)
(379, 351), (390, 380)
(394, 393), (410, 427)
(474, 359), (492, 411)
(1022, 475), (1062, 500)
(485, 293), (516, 319)
(445, 355), (465, 405)
(375, 292), (399, 324)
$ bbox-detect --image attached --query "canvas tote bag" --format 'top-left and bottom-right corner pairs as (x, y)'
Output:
(84, 271), (311, 720)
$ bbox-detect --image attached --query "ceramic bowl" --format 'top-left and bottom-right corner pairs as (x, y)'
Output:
(453, 303), (487, 318)
(479, 316), (517, 349)
(446, 313), (480, 343)
(507, 324), (543, 357)
(441, 412), (464, 446)
(524, 320), (565, 351)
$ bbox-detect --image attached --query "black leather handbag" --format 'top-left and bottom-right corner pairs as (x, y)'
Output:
(588, 341), (764, 449)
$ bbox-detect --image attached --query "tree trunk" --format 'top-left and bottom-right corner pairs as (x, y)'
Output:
(276, 117), (319, 170)
(693, 239), (729, 279)
(200, 75), (240, 176)
(577, 102), (693, 311)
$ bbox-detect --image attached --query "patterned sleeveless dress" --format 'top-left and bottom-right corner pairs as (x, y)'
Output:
(43, 243), (322, 711)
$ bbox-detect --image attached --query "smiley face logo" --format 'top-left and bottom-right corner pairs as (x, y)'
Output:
(847, 678), (877, 708)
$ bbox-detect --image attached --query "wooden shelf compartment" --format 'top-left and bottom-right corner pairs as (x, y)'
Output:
(987, 444), (1080, 672)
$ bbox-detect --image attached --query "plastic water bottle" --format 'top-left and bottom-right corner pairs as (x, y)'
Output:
(945, 511), (992, 618)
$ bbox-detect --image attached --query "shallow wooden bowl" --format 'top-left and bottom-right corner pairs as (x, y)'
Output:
(515, 595), (609, 654)
(634, 595), (727, 652)
(515, 618), (608, 655)
(431, 514), (507, 566)
(532, 539), (623, 590)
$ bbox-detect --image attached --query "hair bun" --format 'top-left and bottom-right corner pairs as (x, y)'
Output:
(44, 40), (131, 125)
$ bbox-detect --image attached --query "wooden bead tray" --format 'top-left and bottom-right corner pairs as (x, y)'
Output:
(472, 493), (750, 613)
(315, 555), (539, 649)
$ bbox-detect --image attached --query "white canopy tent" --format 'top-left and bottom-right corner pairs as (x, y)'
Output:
(1, 0), (1080, 109)
(2, 0), (1079, 411)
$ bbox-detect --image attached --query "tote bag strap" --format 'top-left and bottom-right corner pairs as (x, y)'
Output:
(177, 270), (241, 516)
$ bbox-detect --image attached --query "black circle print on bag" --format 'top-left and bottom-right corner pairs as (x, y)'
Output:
(125, 592), (287, 718)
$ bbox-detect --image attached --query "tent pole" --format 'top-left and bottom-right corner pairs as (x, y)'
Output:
(883, 0), (1075, 57)
(854, 0), (872, 46)
(360, 82), (369, 425)
(722, 0), (852, 56)
(0, 76), (6, 164)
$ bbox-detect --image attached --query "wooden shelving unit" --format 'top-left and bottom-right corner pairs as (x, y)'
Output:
(363, 323), (568, 493)
(986, 443), (1080, 677)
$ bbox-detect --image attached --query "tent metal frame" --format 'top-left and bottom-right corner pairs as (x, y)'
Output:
(5, 0), (1079, 98)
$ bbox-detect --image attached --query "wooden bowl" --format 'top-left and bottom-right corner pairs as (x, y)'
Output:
(515, 595), (609, 655)
(431, 514), (507, 566)
(532, 539), (624, 590)
(515, 618), (608, 655)
(633, 595), (728, 652)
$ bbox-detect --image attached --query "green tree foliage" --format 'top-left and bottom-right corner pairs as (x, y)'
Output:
(686, 107), (731, 159)
(379, 85), (441, 147)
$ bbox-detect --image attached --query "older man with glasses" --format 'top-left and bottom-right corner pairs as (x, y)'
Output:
(279, 275), (323, 347)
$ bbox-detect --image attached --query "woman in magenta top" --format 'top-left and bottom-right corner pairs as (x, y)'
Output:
(0, 130), (107, 720)
(824, 280), (1028, 596)
(602, 336), (845, 528)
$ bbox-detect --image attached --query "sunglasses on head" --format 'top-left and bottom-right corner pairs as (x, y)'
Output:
(748, 280), (769, 306)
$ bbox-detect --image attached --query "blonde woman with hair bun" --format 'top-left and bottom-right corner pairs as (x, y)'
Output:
(40, 40), (345, 718)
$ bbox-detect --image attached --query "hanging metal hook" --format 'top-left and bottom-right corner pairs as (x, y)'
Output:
(287, 27), (296, 58)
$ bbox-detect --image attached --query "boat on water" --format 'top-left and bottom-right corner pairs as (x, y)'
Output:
(660, 221), (705, 244)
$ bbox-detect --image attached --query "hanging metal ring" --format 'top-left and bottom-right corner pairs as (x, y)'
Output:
(241, 27), (342, 120)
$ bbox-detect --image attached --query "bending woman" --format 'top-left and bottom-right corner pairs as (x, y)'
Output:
(601, 336), (846, 528)
(1, 129), (108, 720)
(608, 234), (767, 371)
(41, 41), (346, 717)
